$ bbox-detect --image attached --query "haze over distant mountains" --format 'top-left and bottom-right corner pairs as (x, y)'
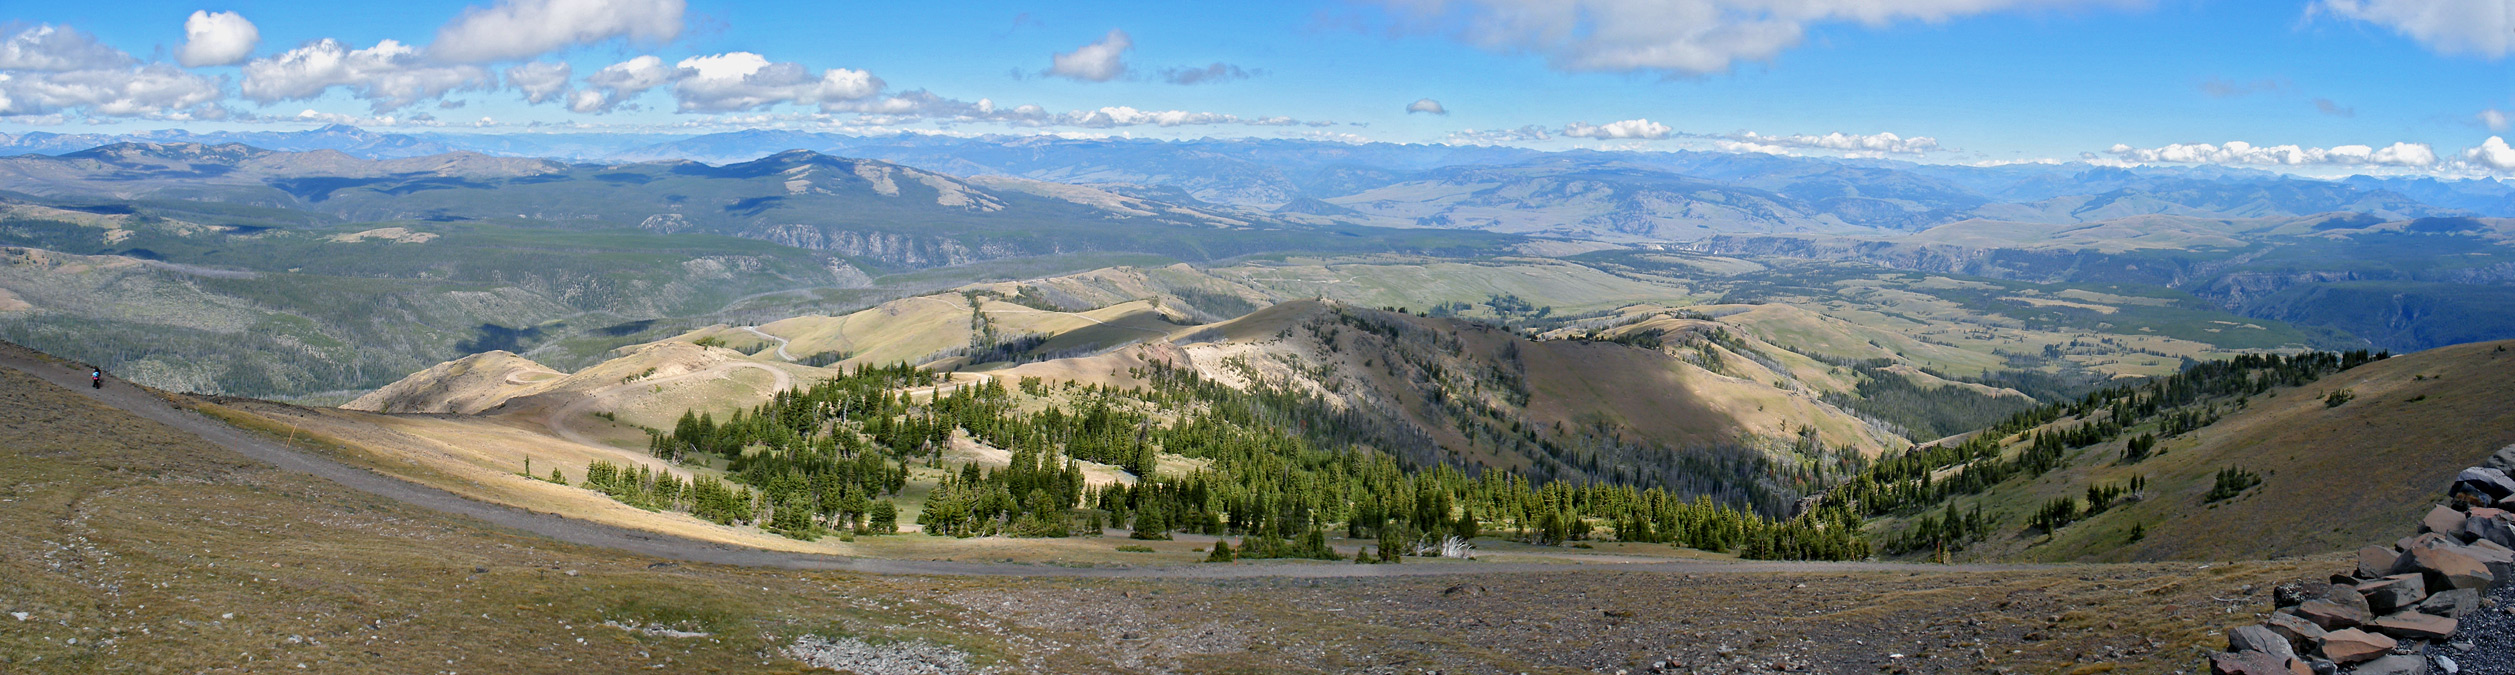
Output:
(4, 126), (2509, 239)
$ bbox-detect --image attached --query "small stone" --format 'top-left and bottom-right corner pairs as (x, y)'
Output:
(2352, 654), (2430, 675)
(2356, 574), (2428, 614)
(2229, 625), (2297, 661)
(2420, 589), (2481, 618)
(2318, 628), (2395, 665)
(2359, 546), (2402, 580)
(2210, 651), (2308, 675)
(2437, 655), (2460, 674)
(8, 612), (24, 621)
(2469, 512), (2515, 549)
(2367, 611), (2456, 641)
(2265, 611), (2329, 651)
(2424, 506), (2470, 536)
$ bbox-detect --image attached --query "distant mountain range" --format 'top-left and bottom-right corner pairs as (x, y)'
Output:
(4, 126), (2508, 243)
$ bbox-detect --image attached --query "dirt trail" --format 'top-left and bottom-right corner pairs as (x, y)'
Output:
(736, 326), (795, 361)
(0, 351), (2048, 579)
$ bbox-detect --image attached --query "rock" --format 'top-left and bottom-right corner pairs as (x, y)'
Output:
(2230, 624), (2298, 660)
(2454, 468), (2515, 506)
(2461, 539), (2515, 587)
(2467, 511), (2515, 548)
(2396, 542), (2497, 591)
(2353, 654), (2430, 675)
(2438, 655), (2461, 674)
(2277, 581), (2328, 608)
(2307, 658), (2338, 675)
(2418, 588), (2479, 618)
(2210, 651), (2311, 675)
(2425, 506), (2470, 537)
(2297, 599), (2374, 630)
(2318, 628), (2395, 664)
(2265, 611), (2330, 651)
(2356, 574), (2428, 614)
(2359, 546), (2403, 580)
(2486, 444), (2515, 473)
(2367, 611), (2457, 641)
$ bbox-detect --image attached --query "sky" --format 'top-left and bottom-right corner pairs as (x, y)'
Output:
(1, 0), (2510, 175)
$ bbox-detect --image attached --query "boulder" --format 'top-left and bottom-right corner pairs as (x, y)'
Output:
(2453, 467), (2515, 506)
(2424, 506), (2469, 537)
(2229, 624), (2298, 660)
(2356, 574), (2429, 614)
(2462, 539), (2515, 586)
(2486, 443), (2515, 473)
(2358, 546), (2402, 580)
(2211, 650), (2312, 675)
(2296, 598), (2374, 630)
(2467, 511), (2515, 549)
(2352, 654), (2431, 675)
(2396, 542), (2497, 591)
(2317, 628), (2395, 664)
(2265, 611), (2330, 651)
(2418, 588), (2479, 618)
(2367, 611), (2457, 641)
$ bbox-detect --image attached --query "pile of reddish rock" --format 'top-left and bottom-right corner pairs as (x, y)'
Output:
(2211, 446), (2515, 675)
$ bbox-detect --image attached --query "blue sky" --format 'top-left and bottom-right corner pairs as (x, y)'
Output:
(3, 0), (2510, 174)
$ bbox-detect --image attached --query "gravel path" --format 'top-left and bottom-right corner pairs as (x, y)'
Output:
(2429, 581), (2515, 675)
(0, 346), (2048, 580)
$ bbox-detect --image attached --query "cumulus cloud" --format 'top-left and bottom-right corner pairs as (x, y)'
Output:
(241, 39), (493, 112)
(0, 24), (131, 71)
(566, 54), (673, 112)
(1406, 98), (1447, 115)
(177, 11), (259, 67)
(504, 60), (571, 104)
(2465, 136), (2515, 172)
(2104, 140), (2439, 168)
(670, 52), (882, 112)
(1367, 0), (2124, 75)
(2310, 0), (2511, 59)
(431, 0), (685, 63)
(1561, 118), (1669, 140)
(2481, 109), (2509, 132)
(1160, 62), (1252, 85)
(0, 25), (223, 118)
(1728, 130), (1941, 154)
(1048, 29), (1130, 82)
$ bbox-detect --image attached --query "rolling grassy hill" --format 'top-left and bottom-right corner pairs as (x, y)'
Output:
(1859, 339), (2515, 563)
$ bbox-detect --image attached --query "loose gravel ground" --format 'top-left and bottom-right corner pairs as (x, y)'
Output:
(2428, 582), (2515, 675)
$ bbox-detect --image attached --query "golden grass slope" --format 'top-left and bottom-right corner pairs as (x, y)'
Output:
(1935, 339), (2515, 563)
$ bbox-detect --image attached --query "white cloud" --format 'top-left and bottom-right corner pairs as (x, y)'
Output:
(670, 52), (883, 112)
(567, 54), (673, 112)
(242, 39), (493, 112)
(1160, 62), (1252, 85)
(2310, 0), (2512, 59)
(2481, 109), (2509, 132)
(0, 24), (131, 71)
(2104, 140), (2439, 168)
(1731, 130), (1940, 154)
(0, 25), (222, 118)
(1445, 125), (1552, 144)
(1367, 0), (2125, 75)
(1406, 98), (1447, 115)
(177, 11), (259, 67)
(2464, 136), (2515, 172)
(1048, 29), (1131, 82)
(291, 108), (442, 127)
(1562, 118), (1669, 139)
(431, 0), (685, 63)
(505, 61), (571, 104)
